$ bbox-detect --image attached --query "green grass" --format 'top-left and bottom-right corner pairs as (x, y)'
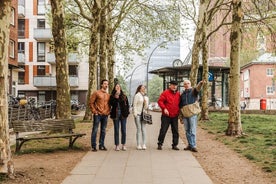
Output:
(200, 112), (276, 177)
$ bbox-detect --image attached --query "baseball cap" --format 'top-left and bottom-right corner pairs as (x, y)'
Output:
(169, 81), (178, 85)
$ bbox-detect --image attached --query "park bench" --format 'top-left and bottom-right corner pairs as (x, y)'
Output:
(11, 119), (86, 153)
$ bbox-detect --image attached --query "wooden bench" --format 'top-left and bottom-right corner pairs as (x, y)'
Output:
(11, 119), (86, 153)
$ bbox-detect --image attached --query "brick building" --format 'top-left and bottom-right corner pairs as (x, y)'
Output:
(8, 0), (18, 96)
(15, 0), (88, 104)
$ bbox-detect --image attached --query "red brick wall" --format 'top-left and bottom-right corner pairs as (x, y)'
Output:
(25, 65), (29, 84)
(29, 42), (33, 62)
(8, 0), (18, 67)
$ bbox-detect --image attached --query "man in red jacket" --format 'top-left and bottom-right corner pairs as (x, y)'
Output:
(157, 81), (180, 150)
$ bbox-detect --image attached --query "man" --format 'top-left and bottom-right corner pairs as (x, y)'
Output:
(157, 81), (180, 150)
(89, 79), (110, 151)
(180, 79), (205, 152)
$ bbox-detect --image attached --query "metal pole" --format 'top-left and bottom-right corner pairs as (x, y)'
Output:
(129, 63), (145, 105)
(146, 41), (166, 94)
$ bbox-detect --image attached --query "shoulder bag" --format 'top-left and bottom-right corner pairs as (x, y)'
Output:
(141, 96), (153, 124)
(181, 101), (201, 118)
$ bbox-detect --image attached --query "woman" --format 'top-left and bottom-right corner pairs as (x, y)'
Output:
(109, 83), (130, 151)
(133, 85), (149, 150)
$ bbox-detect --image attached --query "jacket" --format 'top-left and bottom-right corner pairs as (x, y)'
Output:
(133, 92), (149, 117)
(89, 89), (110, 115)
(180, 88), (199, 107)
(158, 89), (180, 118)
(109, 94), (130, 119)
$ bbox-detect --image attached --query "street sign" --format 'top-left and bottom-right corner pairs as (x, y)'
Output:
(208, 72), (214, 81)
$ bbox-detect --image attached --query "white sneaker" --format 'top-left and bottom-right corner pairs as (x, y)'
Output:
(142, 145), (147, 150)
(122, 145), (127, 151)
(115, 146), (120, 151)
(136, 145), (142, 150)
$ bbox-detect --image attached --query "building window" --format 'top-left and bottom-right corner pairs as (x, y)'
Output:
(267, 86), (275, 95)
(37, 65), (46, 76)
(18, 19), (25, 38)
(18, 42), (25, 53)
(69, 65), (78, 76)
(266, 68), (274, 76)
(18, 72), (25, 84)
(10, 8), (15, 25)
(37, 19), (45, 29)
(37, 42), (45, 62)
(38, 0), (46, 15)
(9, 40), (15, 58)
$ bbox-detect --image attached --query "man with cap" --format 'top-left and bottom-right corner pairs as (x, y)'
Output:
(157, 80), (180, 150)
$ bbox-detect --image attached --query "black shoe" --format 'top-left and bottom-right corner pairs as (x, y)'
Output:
(184, 146), (192, 151)
(191, 147), (198, 152)
(99, 146), (107, 151)
(172, 146), (179, 150)
(91, 147), (97, 152)
(157, 144), (162, 150)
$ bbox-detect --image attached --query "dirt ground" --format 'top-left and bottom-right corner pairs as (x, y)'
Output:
(2, 122), (275, 184)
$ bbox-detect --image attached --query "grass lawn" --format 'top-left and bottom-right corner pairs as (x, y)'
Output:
(199, 112), (276, 177)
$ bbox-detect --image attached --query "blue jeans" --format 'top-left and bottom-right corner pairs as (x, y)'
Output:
(113, 118), (127, 146)
(134, 115), (146, 146)
(182, 115), (197, 148)
(91, 114), (108, 148)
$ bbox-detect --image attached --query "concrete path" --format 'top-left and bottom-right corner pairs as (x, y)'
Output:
(62, 111), (213, 184)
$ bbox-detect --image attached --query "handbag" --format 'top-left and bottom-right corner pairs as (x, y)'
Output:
(181, 101), (201, 118)
(141, 111), (153, 124)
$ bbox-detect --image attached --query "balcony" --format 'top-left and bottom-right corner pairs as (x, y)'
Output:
(33, 76), (79, 87)
(33, 28), (52, 41)
(47, 52), (80, 64)
(18, 53), (25, 64)
(18, 5), (25, 18)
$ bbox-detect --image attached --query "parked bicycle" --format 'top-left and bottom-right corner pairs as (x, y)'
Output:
(27, 98), (41, 120)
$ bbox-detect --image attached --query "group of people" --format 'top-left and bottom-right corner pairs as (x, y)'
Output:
(89, 78), (205, 152)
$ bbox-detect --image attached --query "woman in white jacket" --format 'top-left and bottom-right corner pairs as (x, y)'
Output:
(133, 85), (149, 150)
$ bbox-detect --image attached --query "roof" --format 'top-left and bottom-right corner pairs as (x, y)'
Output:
(241, 53), (276, 69)
(149, 65), (230, 75)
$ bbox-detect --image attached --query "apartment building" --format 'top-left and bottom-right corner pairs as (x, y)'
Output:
(8, 0), (18, 96)
(16, 0), (88, 104)
(241, 54), (276, 110)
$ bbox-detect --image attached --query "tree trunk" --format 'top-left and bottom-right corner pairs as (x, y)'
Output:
(106, 3), (115, 91)
(83, 1), (101, 121)
(50, 0), (71, 119)
(0, 0), (14, 176)
(99, 0), (107, 82)
(226, 0), (243, 136)
(190, 0), (208, 86)
(200, 20), (210, 120)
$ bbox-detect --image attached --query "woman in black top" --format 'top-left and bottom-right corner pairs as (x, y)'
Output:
(109, 83), (130, 151)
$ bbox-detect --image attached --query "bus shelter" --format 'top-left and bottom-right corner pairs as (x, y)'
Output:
(149, 64), (230, 108)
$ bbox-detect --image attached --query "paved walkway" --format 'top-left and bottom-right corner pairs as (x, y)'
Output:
(62, 111), (213, 184)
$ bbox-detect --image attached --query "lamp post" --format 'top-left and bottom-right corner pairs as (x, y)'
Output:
(129, 63), (146, 104)
(146, 41), (167, 94)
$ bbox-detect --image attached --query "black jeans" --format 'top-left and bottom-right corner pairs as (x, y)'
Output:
(157, 115), (179, 146)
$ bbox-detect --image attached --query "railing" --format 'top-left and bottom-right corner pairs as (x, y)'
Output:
(18, 4), (25, 17)
(18, 53), (25, 63)
(33, 76), (79, 87)
(33, 28), (52, 41)
(47, 52), (79, 64)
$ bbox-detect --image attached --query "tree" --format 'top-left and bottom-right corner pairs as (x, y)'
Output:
(226, 0), (243, 136)
(50, 0), (71, 119)
(148, 75), (163, 102)
(0, 0), (14, 176)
